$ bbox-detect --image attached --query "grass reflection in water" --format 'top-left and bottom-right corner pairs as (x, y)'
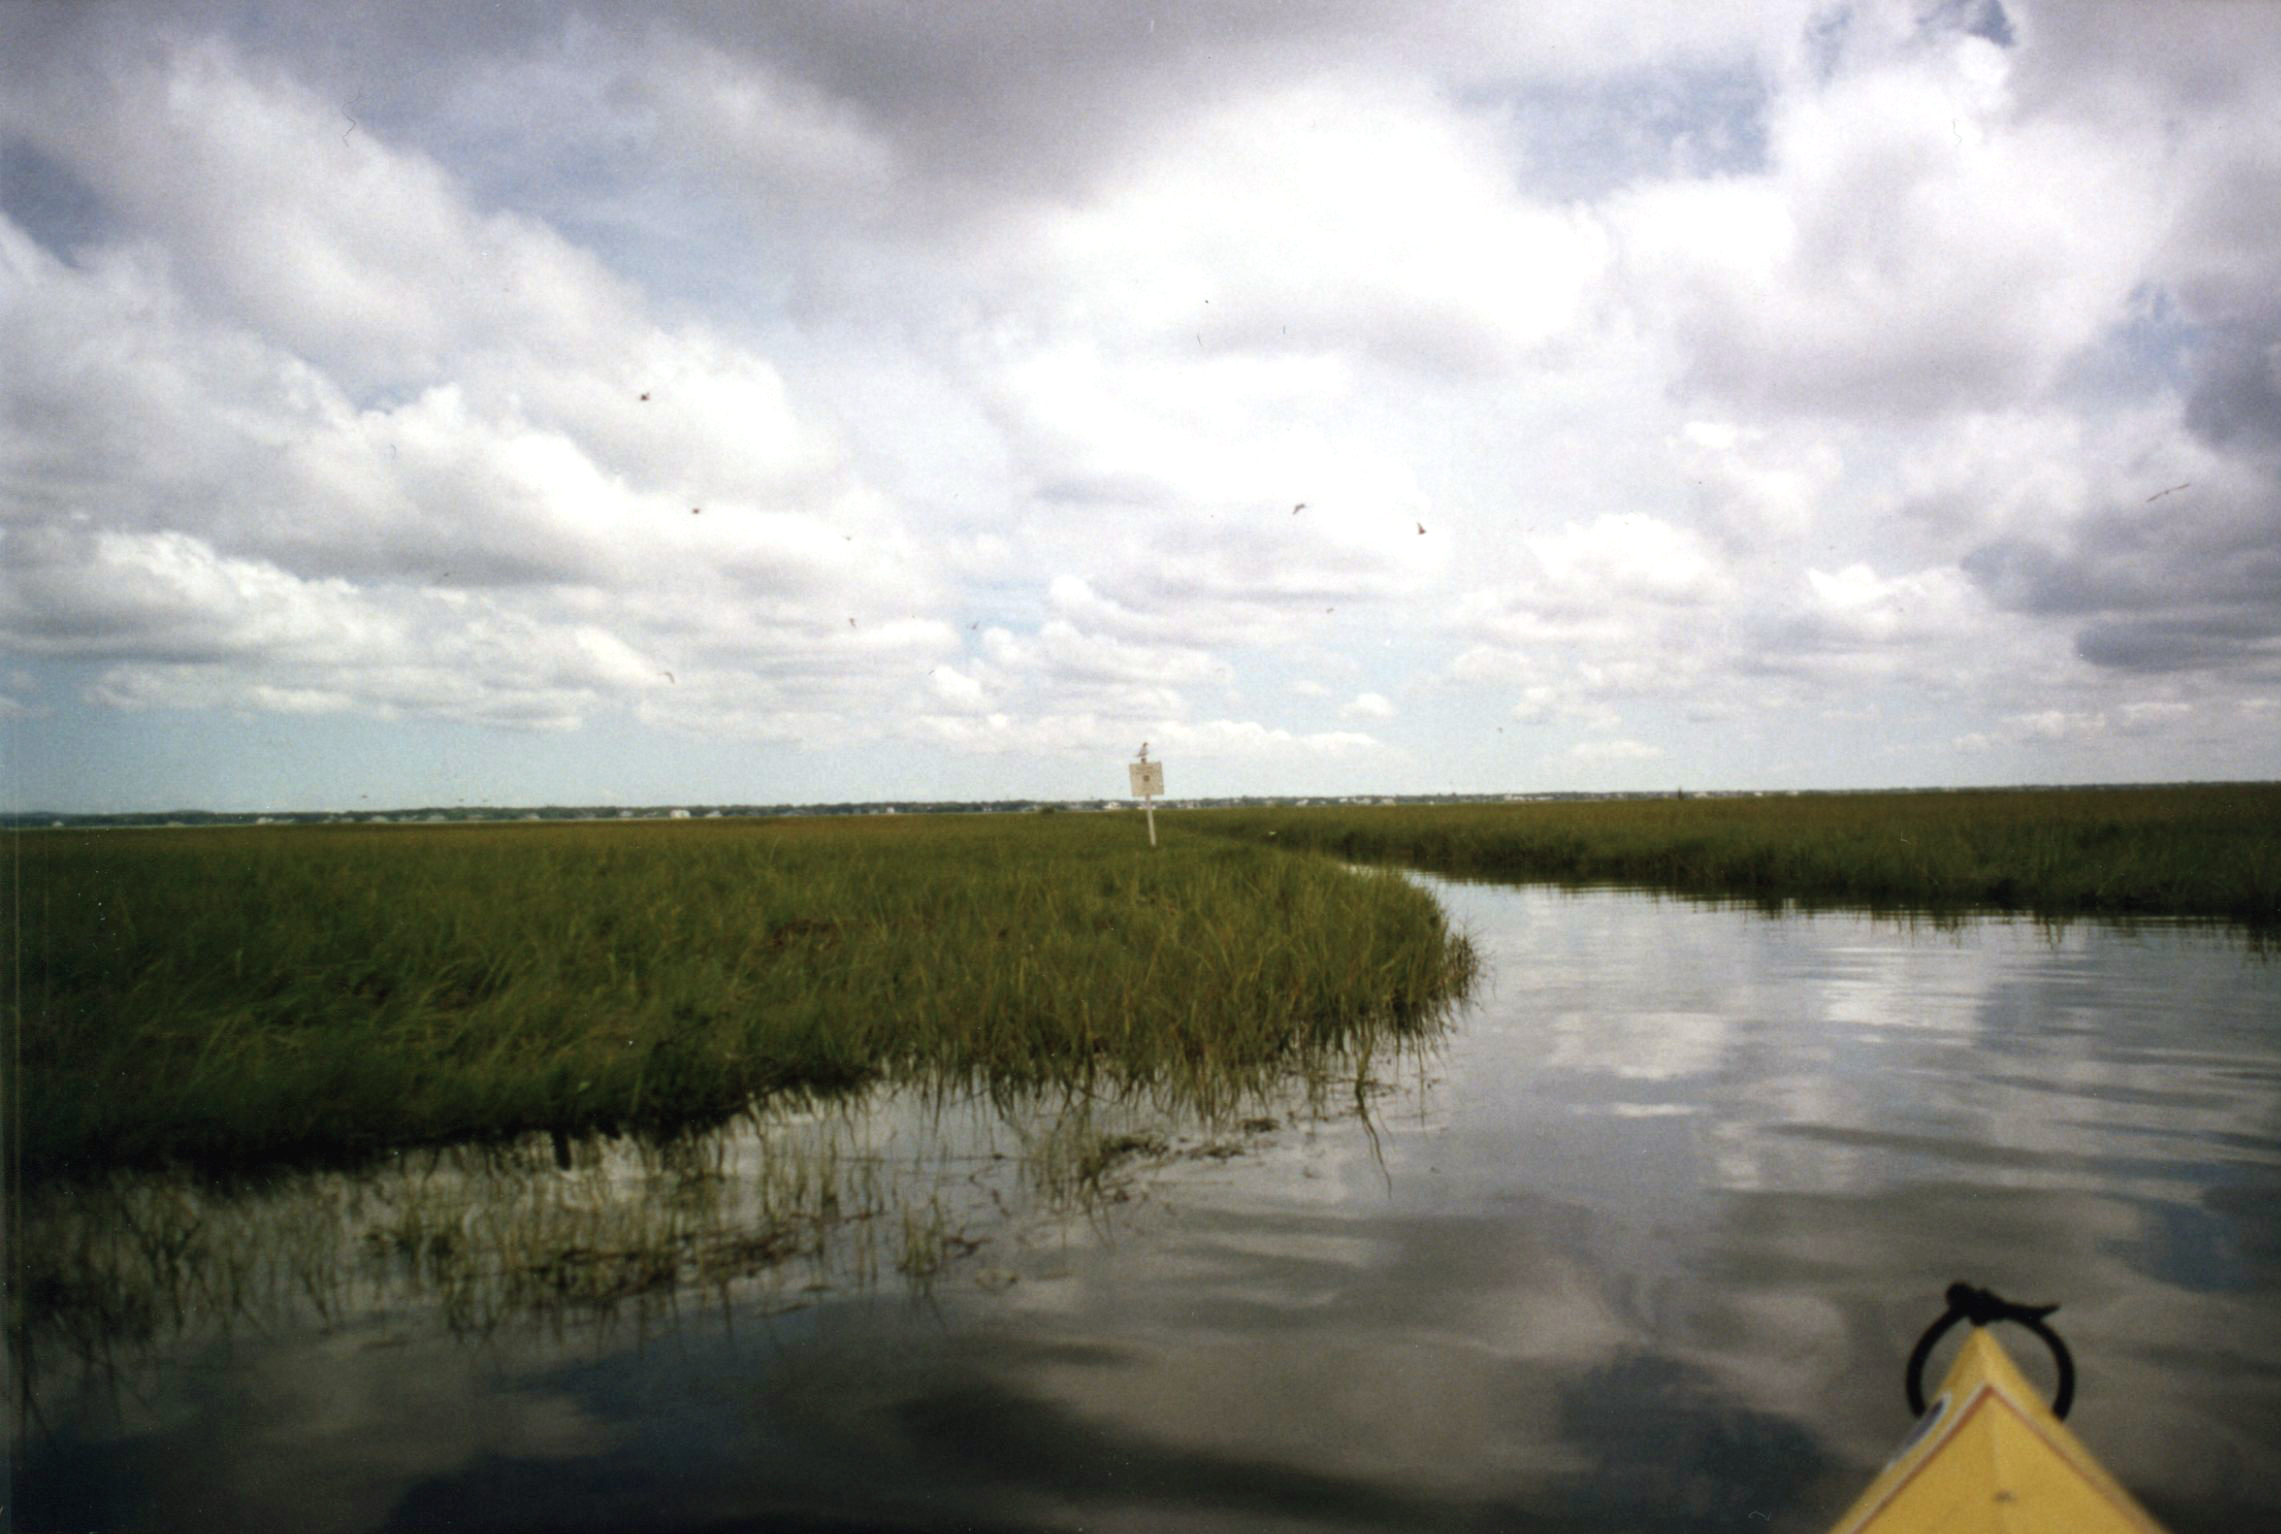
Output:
(16, 1064), (1408, 1399)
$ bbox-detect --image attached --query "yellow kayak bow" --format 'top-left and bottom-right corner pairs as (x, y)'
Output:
(1825, 1284), (2168, 1534)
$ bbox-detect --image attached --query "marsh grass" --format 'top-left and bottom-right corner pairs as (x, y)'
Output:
(1192, 785), (2281, 927)
(10, 813), (1475, 1175)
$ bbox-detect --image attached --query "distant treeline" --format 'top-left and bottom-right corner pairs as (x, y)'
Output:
(10, 781), (2268, 831)
(7, 801), (1093, 829)
(1190, 784), (2281, 928)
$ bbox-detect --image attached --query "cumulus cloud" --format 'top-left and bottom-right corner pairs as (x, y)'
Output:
(4, 0), (2278, 805)
(1611, 13), (2165, 419)
(0, 34), (950, 745)
(1444, 512), (1750, 730)
(1571, 738), (1664, 764)
(1020, 77), (1612, 376)
(909, 710), (1380, 764)
(1672, 420), (1842, 546)
(1, 36), (637, 398)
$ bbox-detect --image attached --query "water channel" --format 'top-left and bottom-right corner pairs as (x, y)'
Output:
(13, 879), (2281, 1532)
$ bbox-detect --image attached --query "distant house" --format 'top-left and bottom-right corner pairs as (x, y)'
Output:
(668, 808), (691, 819)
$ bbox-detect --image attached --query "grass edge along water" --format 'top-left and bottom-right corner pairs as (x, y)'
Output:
(10, 812), (1478, 1177)
(1190, 784), (2281, 928)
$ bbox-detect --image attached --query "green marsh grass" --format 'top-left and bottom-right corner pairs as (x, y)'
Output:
(1192, 784), (2281, 926)
(10, 813), (1476, 1175)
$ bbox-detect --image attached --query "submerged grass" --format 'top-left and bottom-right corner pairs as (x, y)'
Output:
(1191, 784), (2281, 926)
(10, 813), (1475, 1175)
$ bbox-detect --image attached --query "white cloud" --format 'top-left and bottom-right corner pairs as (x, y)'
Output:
(1444, 512), (1751, 729)
(0, 527), (385, 663)
(905, 710), (1380, 763)
(1795, 563), (1981, 648)
(1570, 738), (1664, 764)
(1, 37), (637, 397)
(0, 41), (951, 746)
(2114, 701), (2191, 735)
(5, 2), (2279, 806)
(1030, 78), (1612, 374)
(2010, 709), (2105, 742)
(1610, 16), (2165, 417)
(1673, 420), (1843, 546)
(926, 665), (989, 711)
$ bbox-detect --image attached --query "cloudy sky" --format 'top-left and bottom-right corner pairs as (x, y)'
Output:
(3, 0), (2276, 811)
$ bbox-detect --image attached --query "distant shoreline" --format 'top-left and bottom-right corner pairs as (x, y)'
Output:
(10, 778), (2274, 831)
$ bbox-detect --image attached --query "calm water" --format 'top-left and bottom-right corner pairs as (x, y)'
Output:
(14, 881), (2281, 1533)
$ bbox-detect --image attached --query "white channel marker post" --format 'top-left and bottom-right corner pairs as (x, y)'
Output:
(1128, 743), (1164, 848)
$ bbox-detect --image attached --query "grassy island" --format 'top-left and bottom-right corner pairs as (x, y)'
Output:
(11, 815), (1476, 1176)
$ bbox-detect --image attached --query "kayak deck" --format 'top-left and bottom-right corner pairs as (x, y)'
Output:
(1825, 1327), (2167, 1534)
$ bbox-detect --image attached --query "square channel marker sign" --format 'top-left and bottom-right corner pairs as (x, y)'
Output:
(1128, 760), (1164, 797)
